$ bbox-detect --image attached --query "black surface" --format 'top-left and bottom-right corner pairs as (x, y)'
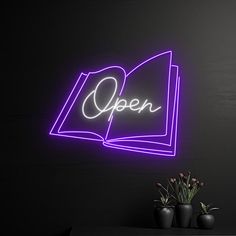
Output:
(70, 226), (236, 236)
(3, 1), (236, 235)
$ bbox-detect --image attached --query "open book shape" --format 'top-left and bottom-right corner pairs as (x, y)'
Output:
(50, 51), (180, 157)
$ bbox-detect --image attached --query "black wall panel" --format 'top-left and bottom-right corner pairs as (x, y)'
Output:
(3, 1), (236, 235)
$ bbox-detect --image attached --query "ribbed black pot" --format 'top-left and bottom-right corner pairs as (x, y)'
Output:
(175, 204), (193, 228)
(154, 207), (174, 229)
(197, 214), (215, 229)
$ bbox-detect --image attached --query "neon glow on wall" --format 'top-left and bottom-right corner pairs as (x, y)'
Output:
(49, 51), (180, 157)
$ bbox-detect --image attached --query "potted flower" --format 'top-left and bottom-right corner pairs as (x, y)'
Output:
(153, 182), (174, 229)
(168, 171), (204, 228)
(197, 202), (219, 229)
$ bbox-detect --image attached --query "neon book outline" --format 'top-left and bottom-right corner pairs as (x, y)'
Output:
(49, 50), (180, 157)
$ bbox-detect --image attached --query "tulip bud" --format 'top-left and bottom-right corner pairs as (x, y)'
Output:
(156, 182), (162, 188)
(179, 173), (184, 178)
(191, 178), (197, 182)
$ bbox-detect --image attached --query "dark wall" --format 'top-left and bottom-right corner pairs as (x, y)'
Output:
(3, 1), (236, 235)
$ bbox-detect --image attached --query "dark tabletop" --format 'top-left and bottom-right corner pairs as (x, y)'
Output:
(70, 226), (236, 236)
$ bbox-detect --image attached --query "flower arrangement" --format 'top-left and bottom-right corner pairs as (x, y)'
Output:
(153, 171), (219, 229)
(168, 171), (204, 204)
(154, 182), (174, 208)
(154, 182), (175, 228)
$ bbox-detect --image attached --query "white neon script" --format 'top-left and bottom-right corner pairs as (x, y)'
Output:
(82, 77), (162, 121)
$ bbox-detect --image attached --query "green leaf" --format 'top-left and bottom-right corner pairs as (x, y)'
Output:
(209, 207), (219, 212)
(200, 202), (208, 214)
(160, 190), (164, 199)
(187, 173), (190, 186)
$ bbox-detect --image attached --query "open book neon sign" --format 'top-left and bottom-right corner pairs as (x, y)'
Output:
(50, 51), (180, 157)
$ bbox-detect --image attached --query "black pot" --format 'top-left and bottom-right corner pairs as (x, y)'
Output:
(197, 214), (215, 229)
(154, 207), (174, 229)
(175, 204), (193, 228)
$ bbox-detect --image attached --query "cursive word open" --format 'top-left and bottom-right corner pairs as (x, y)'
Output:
(82, 77), (161, 121)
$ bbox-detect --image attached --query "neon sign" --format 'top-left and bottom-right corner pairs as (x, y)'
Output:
(50, 51), (180, 157)
(82, 76), (162, 121)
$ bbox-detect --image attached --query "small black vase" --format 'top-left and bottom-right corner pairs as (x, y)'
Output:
(175, 203), (193, 228)
(154, 207), (174, 229)
(197, 214), (215, 229)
